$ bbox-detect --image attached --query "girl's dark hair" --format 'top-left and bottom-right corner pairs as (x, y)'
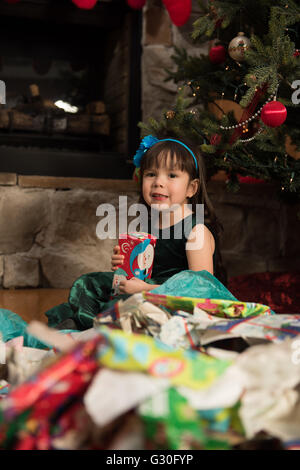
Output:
(138, 138), (224, 238)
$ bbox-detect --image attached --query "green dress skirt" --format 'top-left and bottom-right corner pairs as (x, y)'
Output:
(45, 272), (165, 330)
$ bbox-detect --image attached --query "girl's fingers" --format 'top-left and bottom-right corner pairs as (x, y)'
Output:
(111, 246), (123, 270)
(111, 258), (124, 266)
(112, 264), (120, 269)
(118, 282), (124, 292)
(111, 259), (125, 271)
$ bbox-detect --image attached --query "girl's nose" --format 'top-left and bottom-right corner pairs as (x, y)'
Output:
(153, 174), (165, 187)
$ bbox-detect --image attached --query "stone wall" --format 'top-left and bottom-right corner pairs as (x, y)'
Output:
(0, 174), (138, 289)
(211, 181), (300, 278)
(1, 173), (299, 289)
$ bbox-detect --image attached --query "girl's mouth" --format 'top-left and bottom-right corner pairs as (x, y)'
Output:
(151, 193), (168, 201)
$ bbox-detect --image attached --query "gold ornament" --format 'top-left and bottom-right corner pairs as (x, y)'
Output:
(228, 32), (251, 62)
(208, 98), (243, 122)
(166, 110), (176, 119)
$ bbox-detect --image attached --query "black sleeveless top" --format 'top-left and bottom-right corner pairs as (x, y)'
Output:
(145, 213), (227, 286)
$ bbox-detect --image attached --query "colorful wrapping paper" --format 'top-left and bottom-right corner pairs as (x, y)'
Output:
(159, 312), (300, 350)
(201, 313), (300, 343)
(138, 387), (242, 450)
(0, 324), (233, 449)
(0, 382), (9, 399)
(0, 336), (102, 449)
(143, 292), (273, 318)
(95, 326), (231, 390)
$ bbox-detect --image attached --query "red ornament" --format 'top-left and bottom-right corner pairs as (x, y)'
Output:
(238, 175), (265, 184)
(126, 0), (146, 8)
(71, 0), (97, 9)
(260, 101), (287, 128)
(210, 133), (222, 145)
(293, 49), (300, 57)
(209, 45), (226, 64)
(162, 0), (191, 27)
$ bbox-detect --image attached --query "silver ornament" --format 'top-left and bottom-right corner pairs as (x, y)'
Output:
(228, 32), (251, 61)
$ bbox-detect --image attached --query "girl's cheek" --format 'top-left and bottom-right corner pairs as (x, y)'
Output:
(142, 185), (148, 199)
(141, 181), (147, 195)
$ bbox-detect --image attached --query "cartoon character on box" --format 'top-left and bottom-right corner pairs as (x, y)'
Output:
(112, 234), (156, 296)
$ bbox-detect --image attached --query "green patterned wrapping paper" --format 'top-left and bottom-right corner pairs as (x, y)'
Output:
(138, 387), (242, 450)
(143, 292), (273, 318)
(95, 326), (232, 390)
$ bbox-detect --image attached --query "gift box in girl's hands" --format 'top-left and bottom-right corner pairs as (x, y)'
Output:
(112, 232), (157, 296)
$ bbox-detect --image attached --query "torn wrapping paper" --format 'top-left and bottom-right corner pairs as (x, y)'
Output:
(234, 339), (300, 442)
(0, 276), (299, 450)
(159, 312), (202, 350)
(95, 325), (232, 390)
(1, 318), (300, 449)
(159, 310), (300, 349)
(144, 292), (273, 318)
(0, 325), (235, 450)
(0, 335), (102, 450)
(197, 313), (300, 344)
(168, 338), (300, 446)
(174, 339), (300, 445)
(84, 369), (169, 427)
(177, 363), (243, 411)
(0, 332), (54, 387)
(6, 347), (54, 387)
(94, 293), (171, 335)
(138, 387), (242, 450)
(0, 381), (9, 399)
(94, 289), (274, 349)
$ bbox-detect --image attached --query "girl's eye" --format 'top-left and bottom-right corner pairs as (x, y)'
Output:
(145, 172), (155, 177)
(169, 173), (178, 178)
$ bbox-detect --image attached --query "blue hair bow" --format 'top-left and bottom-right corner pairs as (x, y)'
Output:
(133, 134), (198, 172)
(133, 135), (159, 168)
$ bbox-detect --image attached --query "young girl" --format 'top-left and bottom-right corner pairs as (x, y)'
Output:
(46, 136), (226, 330)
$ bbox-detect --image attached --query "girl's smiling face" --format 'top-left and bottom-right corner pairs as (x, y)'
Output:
(142, 153), (198, 212)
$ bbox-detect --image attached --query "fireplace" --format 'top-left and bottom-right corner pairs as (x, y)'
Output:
(0, 0), (141, 178)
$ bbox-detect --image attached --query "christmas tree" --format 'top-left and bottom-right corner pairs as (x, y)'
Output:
(139, 0), (300, 201)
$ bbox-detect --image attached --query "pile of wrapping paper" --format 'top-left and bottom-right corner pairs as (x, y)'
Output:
(0, 289), (300, 450)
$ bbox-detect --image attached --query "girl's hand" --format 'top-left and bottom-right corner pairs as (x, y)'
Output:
(111, 245), (125, 271)
(118, 277), (149, 295)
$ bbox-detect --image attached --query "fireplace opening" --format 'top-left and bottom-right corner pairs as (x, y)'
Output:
(0, 0), (141, 178)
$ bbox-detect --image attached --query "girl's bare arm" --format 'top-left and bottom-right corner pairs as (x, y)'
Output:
(185, 224), (215, 275)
